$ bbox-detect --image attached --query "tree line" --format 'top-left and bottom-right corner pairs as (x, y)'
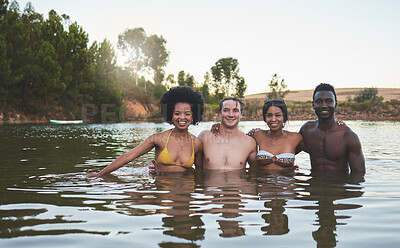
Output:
(0, 0), (250, 121)
(1, 0), (123, 119)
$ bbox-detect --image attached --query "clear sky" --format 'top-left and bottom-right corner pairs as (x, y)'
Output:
(17, 0), (400, 94)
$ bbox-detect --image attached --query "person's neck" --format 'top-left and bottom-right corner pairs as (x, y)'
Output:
(219, 123), (240, 136)
(269, 128), (283, 139)
(317, 115), (336, 131)
(172, 127), (189, 137)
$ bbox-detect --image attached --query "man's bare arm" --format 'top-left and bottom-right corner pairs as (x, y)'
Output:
(194, 140), (203, 168)
(247, 138), (259, 167)
(346, 130), (366, 173)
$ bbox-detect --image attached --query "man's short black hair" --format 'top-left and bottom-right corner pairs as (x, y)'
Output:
(313, 83), (337, 103)
(160, 86), (204, 125)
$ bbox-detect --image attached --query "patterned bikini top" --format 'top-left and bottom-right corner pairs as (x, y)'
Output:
(256, 150), (295, 167)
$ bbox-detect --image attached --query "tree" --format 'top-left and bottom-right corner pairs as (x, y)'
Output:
(91, 39), (121, 110)
(200, 72), (211, 103)
(0, 34), (12, 112)
(354, 87), (379, 102)
(235, 76), (247, 98)
(165, 74), (175, 89)
(267, 73), (289, 99)
(176, 70), (195, 87)
(144, 34), (169, 85)
(211, 57), (245, 97)
(177, 70), (186, 86)
(118, 27), (147, 86)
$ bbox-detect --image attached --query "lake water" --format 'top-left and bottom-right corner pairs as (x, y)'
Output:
(1, 120), (400, 247)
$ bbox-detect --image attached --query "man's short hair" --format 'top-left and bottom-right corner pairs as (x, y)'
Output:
(313, 83), (337, 103)
(219, 97), (244, 113)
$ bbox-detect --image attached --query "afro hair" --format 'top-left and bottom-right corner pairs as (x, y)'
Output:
(160, 86), (204, 125)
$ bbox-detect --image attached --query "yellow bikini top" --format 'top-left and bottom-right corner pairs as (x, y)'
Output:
(155, 129), (195, 168)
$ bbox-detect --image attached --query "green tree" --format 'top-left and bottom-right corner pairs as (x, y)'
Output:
(177, 70), (186, 86)
(30, 40), (62, 108)
(176, 70), (196, 87)
(118, 27), (147, 86)
(91, 39), (121, 111)
(200, 72), (212, 103)
(1, 1), (30, 111)
(211, 57), (243, 97)
(235, 76), (247, 98)
(185, 74), (195, 87)
(267, 73), (289, 99)
(144, 34), (169, 85)
(354, 87), (379, 102)
(165, 74), (175, 89)
(63, 21), (93, 109)
(0, 34), (12, 112)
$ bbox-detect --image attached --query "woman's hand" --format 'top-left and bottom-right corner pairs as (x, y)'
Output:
(210, 123), (221, 136)
(149, 160), (156, 174)
(247, 128), (261, 137)
(337, 119), (346, 125)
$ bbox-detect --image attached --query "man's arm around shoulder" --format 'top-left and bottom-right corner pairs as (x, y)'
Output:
(245, 135), (259, 167)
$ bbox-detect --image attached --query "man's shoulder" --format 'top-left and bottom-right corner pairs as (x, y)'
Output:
(300, 120), (317, 132)
(238, 130), (257, 145)
(198, 129), (212, 138)
(339, 124), (359, 139)
(303, 119), (318, 126)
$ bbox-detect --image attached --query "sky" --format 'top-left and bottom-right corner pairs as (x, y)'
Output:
(16, 0), (400, 95)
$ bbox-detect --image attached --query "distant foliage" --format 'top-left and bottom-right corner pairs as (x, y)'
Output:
(0, 1), (168, 120)
(177, 70), (196, 87)
(267, 74), (289, 99)
(210, 57), (247, 98)
(353, 87), (380, 102)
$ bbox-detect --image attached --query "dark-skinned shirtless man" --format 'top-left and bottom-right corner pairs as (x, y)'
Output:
(298, 83), (365, 173)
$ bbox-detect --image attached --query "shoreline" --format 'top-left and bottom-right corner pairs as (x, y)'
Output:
(2, 114), (399, 125)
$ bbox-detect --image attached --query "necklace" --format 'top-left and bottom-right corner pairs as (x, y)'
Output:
(176, 139), (185, 150)
(172, 132), (189, 150)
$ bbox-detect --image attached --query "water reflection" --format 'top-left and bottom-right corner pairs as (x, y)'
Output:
(250, 170), (298, 235)
(98, 172), (205, 246)
(294, 172), (365, 248)
(196, 170), (257, 238)
(1, 167), (366, 247)
(2, 122), (388, 247)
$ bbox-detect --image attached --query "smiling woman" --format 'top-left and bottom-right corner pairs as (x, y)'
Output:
(86, 86), (205, 177)
(250, 99), (303, 171)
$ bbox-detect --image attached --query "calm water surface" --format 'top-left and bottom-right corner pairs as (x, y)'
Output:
(1, 121), (400, 247)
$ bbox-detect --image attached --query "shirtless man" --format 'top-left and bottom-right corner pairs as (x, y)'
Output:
(298, 83), (365, 173)
(198, 97), (258, 170)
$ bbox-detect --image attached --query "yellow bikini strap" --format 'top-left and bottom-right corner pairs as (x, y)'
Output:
(165, 129), (173, 145)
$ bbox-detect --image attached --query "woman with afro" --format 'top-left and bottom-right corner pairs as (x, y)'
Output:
(87, 86), (204, 177)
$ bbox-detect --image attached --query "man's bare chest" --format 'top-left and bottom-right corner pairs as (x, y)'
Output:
(305, 130), (347, 160)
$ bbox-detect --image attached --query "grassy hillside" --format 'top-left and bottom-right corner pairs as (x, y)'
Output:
(245, 88), (400, 102)
(242, 88), (400, 121)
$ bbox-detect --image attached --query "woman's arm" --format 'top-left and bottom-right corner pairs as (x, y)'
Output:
(87, 134), (157, 177)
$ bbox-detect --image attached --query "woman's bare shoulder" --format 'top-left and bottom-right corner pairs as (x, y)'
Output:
(285, 130), (302, 136)
(146, 129), (171, 143)
(191, 134), (203, 152)
(191, 133), (202, 143)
